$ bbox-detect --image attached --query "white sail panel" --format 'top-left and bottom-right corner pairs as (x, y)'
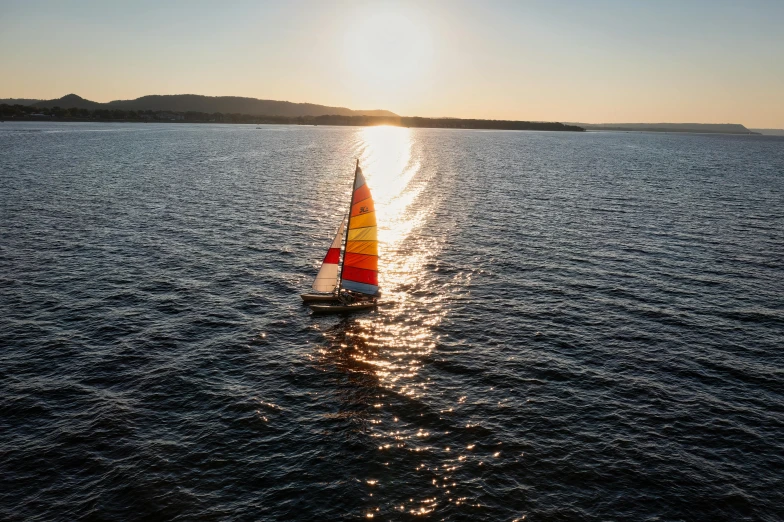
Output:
(312, 216), (347, 292)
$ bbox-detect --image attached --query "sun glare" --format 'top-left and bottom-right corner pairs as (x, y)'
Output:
(342, 9), (433, 104)
(358, 126), (421, 248)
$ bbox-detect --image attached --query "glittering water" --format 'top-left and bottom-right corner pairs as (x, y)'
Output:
(1, 122), (783, 520)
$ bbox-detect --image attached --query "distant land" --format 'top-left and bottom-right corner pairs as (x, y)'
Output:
(2, 94), (779, 135)
(749, 128), (784, 136)
(0, 94), (584, 132)
(571, 122), (760, 135)
(0, 93), (396, 118)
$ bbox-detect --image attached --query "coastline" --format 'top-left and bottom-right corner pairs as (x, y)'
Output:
(0, 115), (585, 132)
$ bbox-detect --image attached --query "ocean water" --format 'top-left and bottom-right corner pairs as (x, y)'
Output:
(1, 122), (782, 521)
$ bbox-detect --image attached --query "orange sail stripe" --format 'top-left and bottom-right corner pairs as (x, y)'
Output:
(351, 199), (375, 217)
(346, 240), (378, 256)
(352, 184), (371, 205)
(344, 252), (377, 271)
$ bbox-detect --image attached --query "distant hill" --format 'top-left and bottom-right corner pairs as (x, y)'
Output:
(570, 122), (759, 135)
(0, 93), (397, 118)
(34, 94), (104, 110)
(0, 98), (42, 107)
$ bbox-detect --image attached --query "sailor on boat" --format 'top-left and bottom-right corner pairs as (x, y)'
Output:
(340, 290), (378, 305)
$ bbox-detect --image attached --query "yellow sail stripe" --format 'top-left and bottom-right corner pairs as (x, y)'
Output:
(348, 212), (376, 230)
(347, 226), (377, 241)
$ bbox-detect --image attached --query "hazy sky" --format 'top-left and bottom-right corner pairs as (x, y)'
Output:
(2, 0), (783, 126)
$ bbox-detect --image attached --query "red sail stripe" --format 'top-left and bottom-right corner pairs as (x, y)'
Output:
(344, 252), (377, 271)
(323, 247), (340, 264)
(342, 266), (378, 286)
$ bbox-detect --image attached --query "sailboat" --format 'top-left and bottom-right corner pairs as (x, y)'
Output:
(309, 160), (380, 314)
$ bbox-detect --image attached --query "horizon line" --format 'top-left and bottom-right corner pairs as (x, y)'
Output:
(1, 92), (781, 129)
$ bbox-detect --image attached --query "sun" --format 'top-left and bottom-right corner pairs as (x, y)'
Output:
(342, 8), (433, 106)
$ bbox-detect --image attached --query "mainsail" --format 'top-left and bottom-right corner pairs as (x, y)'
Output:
(340, 162), (379, 296)
(312, 216), (347, 292)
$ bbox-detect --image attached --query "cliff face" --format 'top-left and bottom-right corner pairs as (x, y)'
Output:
(0, 93), (397, 118)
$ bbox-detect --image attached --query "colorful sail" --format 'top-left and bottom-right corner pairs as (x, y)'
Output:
(312, 216), (347, 292)
(341, 163), (379, 295)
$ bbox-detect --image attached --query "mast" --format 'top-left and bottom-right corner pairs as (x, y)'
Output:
(338, 158), (360, 293)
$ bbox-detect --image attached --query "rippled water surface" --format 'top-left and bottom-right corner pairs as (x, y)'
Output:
(2, 122), (783, 520)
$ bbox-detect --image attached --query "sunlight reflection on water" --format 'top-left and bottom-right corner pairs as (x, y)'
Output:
(353, 126), (445, 396)
(310, 125), (479, 517)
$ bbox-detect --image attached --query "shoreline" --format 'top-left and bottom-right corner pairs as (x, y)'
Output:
(1, 116), (585, 132)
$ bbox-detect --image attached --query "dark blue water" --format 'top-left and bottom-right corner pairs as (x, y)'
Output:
(1, 122), (782, 521)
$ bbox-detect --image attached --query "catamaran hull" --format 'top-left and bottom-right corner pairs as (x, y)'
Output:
(300, 293), (340, 303)
(309, 302), (377, 314)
